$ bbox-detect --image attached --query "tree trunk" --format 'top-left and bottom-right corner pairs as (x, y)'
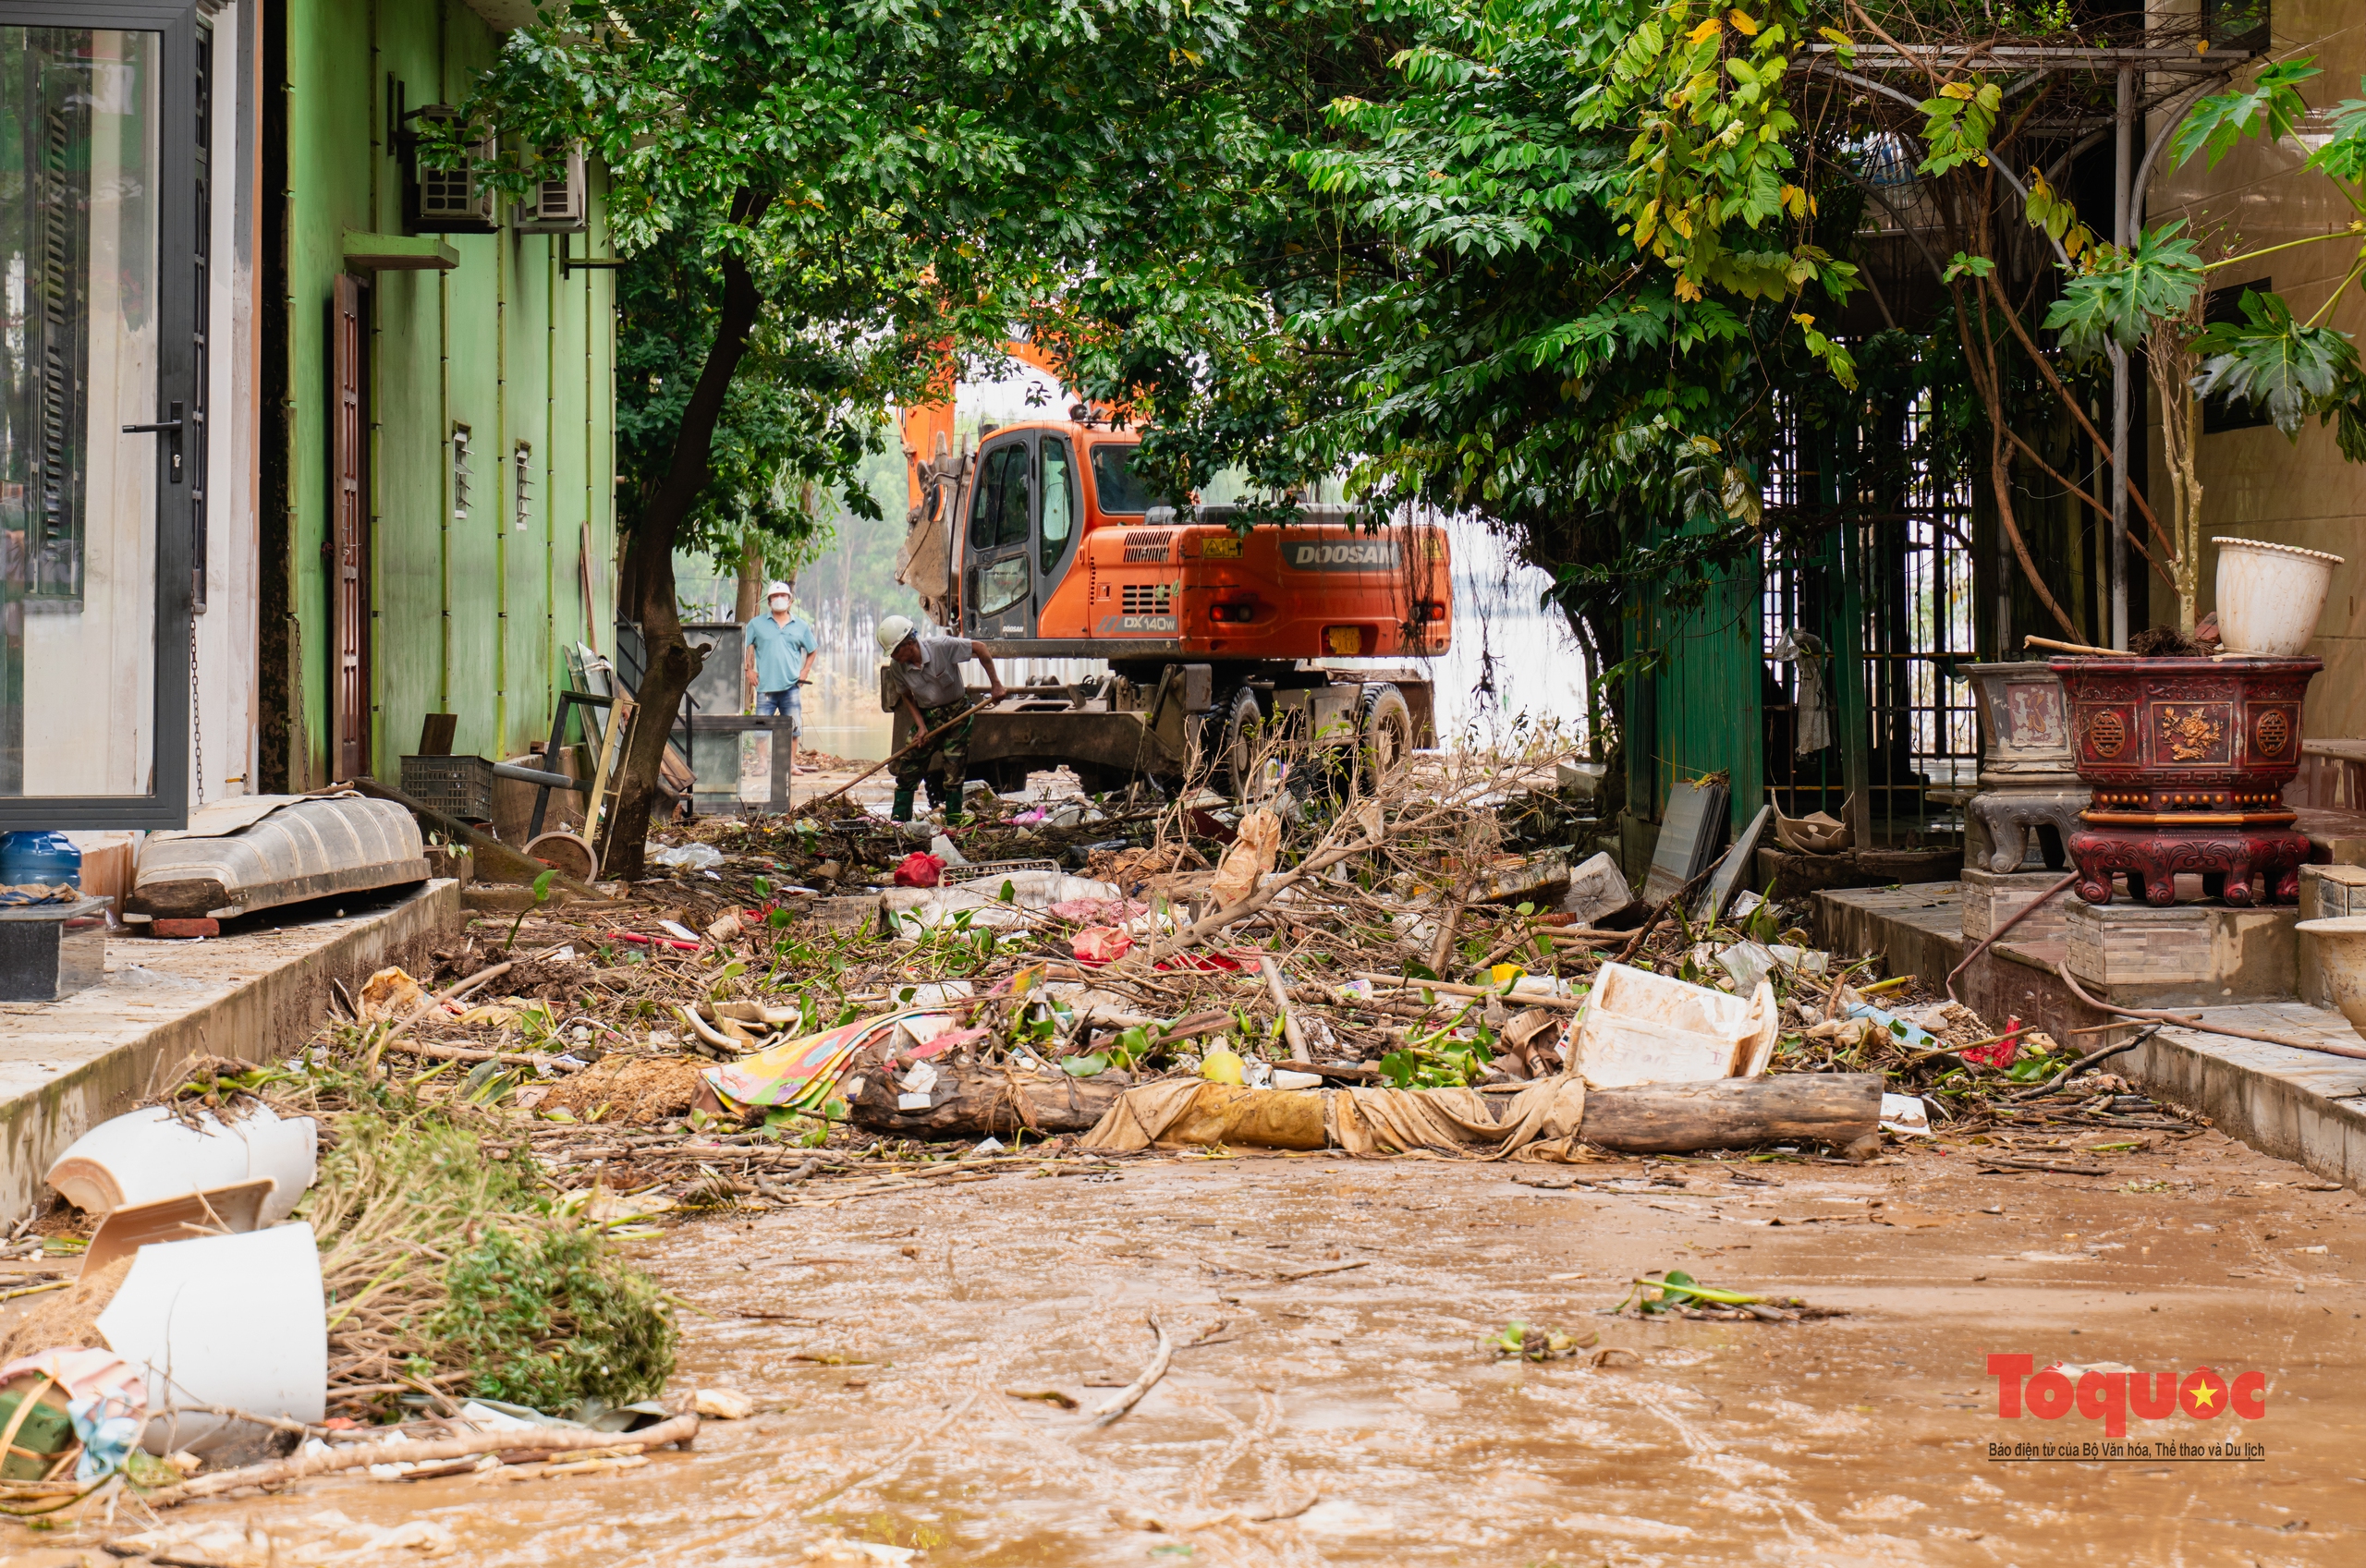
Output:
(603, 191), (774, 881)
(734, 530), (764, 623)
(1580, 1073), (1883, 1153)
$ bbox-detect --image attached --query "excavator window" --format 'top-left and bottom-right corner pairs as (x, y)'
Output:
(969, 442), (1033, 551)
(1089, 444), (1165, 515)
(1041, 438), (1076, 573)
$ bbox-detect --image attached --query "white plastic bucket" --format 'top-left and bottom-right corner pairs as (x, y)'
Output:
(2214, 537), (2344, 657)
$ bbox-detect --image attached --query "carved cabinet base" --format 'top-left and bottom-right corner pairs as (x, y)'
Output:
(2065, 825), (2312, 907)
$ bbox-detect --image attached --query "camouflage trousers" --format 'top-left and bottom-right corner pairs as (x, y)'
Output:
(893, 701), (973, 808)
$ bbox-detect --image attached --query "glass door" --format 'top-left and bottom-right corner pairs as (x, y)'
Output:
(0, 5), (196, 827)
(964, 434), (1035, 639)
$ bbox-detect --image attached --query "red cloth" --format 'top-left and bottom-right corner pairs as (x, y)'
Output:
(893, 852), (946, 888)
(1071, 927), (1133, 965)
(1961, 1015), (2023, 1070)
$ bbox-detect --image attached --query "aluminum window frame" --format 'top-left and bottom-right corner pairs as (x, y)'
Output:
(0, 1), (200, 829)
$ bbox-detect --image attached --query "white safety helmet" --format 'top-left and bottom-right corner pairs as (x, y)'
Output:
(764, 580), (792, 603)
(875, 614), (917, 655)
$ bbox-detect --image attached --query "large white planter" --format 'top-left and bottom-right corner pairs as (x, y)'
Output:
(2214, 537), (2343, 657)
(96, 1223), (327, 1454)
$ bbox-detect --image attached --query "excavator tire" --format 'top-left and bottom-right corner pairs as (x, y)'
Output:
(1218, 687), (1273, 801)
(1355, 683), (1415, 794)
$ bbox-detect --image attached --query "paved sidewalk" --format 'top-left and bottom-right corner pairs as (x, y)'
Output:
(0, 880), (459, 1219)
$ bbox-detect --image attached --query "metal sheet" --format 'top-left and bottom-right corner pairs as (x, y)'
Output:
(128, 796), (428, 919)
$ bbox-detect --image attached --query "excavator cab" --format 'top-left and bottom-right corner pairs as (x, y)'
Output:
(896, 409), (1447, 797)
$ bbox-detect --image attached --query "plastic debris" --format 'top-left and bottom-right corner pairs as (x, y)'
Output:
(1567, 963), (1779, 1088)
(1210, 808), (1282, 906)
(694, 1388), (756, 1419)
(1071, 926), (1133, 965)
(649, 843), (726, 870)
(1880, 1092), (1935, 1136)
(893, 852), (945, 887)
(356, 965), (423, 1022)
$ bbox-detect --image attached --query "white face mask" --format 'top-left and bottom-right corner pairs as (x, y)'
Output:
(769, 597), (789, 611)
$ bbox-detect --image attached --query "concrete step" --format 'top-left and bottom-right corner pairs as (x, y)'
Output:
(1812, 881), (2366, 1195)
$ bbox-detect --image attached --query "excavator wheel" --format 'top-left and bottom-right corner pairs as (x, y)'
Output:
(1354, 683), (1415, 794)
(1218, 687), (1276, 801)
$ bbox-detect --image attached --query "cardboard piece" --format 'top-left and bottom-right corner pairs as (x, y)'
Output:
(81, 1177), (275, 1277)
(1566, 962), (1780, 1088)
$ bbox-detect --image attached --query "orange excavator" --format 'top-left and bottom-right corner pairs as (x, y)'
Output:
(891, 349), (1450, 796)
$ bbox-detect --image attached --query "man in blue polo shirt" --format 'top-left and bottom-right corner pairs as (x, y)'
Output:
(743, 581), (820, 772)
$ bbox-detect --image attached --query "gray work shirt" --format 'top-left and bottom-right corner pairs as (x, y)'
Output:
(887, 636), (975, 709)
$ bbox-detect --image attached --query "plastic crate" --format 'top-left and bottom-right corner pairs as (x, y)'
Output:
(400, 754), (496, 821)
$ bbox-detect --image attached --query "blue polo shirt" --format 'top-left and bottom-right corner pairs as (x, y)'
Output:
(744, 612), (818, 692)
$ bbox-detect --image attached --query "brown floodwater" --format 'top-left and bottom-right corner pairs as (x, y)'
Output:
(12, 1128), (2366, 1567)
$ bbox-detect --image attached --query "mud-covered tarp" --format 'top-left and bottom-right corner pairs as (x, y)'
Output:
(1079, 1076), (1590, 1160)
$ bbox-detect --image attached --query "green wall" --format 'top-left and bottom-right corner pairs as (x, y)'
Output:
(281, 0), (615, 786)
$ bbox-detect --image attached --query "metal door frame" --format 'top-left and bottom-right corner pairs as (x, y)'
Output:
(0, 1), (201, 828)
(965, 432), (1036, 639)
(330, 272), (368, 782)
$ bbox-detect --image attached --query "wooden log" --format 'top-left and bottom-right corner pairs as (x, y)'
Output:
(1581, 1073), (1883, 1153)
(848, 1065), (1128, 1137)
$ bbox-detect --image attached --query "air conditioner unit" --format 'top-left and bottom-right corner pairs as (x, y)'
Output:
(515, 145), (586, 233)
(409, 106), (496, 233)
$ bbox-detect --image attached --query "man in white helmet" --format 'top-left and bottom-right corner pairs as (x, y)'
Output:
(875, 615), (1005, 821)
(744, 581), (819, 774)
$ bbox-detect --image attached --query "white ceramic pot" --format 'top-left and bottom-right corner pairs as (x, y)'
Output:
(2297, 915), (2366, 1034)
(96, 1222), (327, 1454)
(2214, 537), (2344, 657)
(46, 1103), (318, 1224)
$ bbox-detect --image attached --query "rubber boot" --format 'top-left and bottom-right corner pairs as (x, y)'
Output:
(891, 784), (917, 822)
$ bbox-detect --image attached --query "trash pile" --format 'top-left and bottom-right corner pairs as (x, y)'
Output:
(0, 1055), (692, 1525)
(0, 740), (2210, 1531)
(313, 737), (2188, 1186)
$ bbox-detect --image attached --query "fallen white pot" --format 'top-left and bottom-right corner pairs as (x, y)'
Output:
(96, 1222), (328, 1454)
(47, 1103), (317, 1224)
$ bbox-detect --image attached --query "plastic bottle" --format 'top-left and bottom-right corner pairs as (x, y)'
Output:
(0, 832), (80, 890)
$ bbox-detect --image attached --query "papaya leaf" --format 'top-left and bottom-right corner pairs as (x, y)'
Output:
(2174, 57), (2322, 169)
(2190, 289), (2360, 440)
(2309, 85), (2366, 183)
(2043, 222), (2204, 361)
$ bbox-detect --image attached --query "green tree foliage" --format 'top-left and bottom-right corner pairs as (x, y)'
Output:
(614, 231), (894, 582)
(460, 0), (1249, 873)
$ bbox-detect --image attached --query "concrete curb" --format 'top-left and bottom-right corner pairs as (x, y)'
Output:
(1813, 882), (2366, 1197)
(0, 880), (460, 1221)
(2131, 1010), (2366, 1195)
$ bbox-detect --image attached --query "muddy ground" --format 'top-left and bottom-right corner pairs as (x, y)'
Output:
(17, 1127), (2363, 1567)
